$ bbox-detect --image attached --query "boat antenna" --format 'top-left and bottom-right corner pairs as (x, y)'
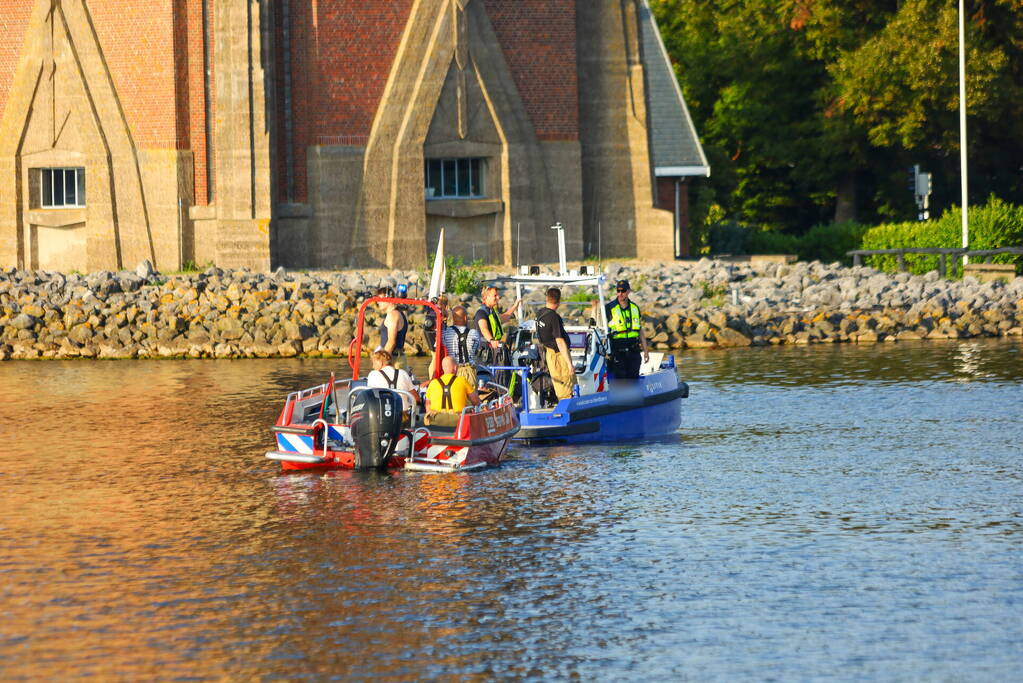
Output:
(551, 222), (567, 276)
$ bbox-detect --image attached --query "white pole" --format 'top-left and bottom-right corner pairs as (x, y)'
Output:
(516, 222), (521, 267)
(959, 0), (969, 265)
(552, 222), (567, 275)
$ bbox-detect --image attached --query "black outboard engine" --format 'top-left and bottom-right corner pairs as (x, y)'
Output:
(349, 388), (403, 469)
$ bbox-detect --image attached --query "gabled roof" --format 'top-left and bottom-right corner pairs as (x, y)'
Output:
(637, 0), (710, 177)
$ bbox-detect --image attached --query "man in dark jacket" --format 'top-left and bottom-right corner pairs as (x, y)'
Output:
(604, 279), (649, 380)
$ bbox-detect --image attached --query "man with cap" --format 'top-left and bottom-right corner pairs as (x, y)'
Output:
(604, 279), (649, 380)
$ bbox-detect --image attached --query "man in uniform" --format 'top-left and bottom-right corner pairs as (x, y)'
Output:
(604, 279), (649, 380)
(535, 287), (577, 401)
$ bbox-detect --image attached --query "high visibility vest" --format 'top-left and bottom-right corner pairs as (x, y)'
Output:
(487, 307), (504, 341)
(608, 301), (641, 340)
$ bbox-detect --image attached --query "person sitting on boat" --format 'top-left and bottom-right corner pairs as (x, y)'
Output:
(604, 279), (649, 381)
(424, 356), (480, 427)
(474, 286), (520, 353)
(374, 286), (408, 370)
(536, 287), (577, 401)
(366, 349), (418, 415)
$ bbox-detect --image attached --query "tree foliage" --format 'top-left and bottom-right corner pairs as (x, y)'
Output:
(651, 0), (1023, 243)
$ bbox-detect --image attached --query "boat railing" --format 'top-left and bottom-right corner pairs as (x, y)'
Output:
(454, 397), (501, 434)
(393, 389), (420, 426)
(311, 419), (329, 460)
(485, 366), (533, 414)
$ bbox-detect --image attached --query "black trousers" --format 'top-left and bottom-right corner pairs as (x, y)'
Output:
(609, 342), (641, 380)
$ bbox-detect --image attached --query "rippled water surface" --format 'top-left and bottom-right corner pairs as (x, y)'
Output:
(1, 340), (1021, 680)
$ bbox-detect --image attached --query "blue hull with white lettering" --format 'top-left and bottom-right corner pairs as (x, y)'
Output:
(513, 368), (688, 443)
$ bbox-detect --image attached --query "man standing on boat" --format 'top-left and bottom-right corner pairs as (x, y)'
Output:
(474, 286), (520, 352)
(604, 279), (649, 380)
(536, 287), (577, 401)
(428, 304), (479, 386)
(375, 286), (408, 370)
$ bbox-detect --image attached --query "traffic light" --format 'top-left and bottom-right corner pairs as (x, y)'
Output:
(907, 165), (919, 191)
(915, 172), (932, 199)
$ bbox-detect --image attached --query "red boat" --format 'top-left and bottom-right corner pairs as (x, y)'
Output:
(265, 296), (520, 473)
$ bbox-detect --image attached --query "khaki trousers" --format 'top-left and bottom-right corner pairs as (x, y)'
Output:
(545, 347), (577, 400)
(456, 364), (478, 391)
(425, 411), (461, 427)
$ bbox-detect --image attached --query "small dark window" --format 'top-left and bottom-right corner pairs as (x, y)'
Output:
(39, 168), (85, 208)
(424, 158), (486, 199)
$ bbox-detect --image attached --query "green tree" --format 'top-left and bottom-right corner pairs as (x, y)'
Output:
(652, 0), (1023, 239)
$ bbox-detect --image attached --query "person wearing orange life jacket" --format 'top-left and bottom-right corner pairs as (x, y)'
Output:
(424, 356), (480, 427)
(604, 279), (649, 380)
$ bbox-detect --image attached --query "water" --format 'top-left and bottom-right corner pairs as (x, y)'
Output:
(1, 340), (1021, 680)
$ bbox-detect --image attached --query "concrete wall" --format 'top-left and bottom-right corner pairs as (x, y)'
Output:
(576, 0), (674, 260)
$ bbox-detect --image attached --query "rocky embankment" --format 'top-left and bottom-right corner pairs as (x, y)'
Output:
(1, 259), (1021, 360)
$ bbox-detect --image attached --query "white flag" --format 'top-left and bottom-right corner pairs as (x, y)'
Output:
(428, 229), (446, 299)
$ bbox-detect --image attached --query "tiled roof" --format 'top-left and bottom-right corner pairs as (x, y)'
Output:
(637, 1), (710, 177)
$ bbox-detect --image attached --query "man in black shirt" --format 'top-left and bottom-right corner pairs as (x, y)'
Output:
(535, 287), (576, 400)
(474, 285), (520, 351)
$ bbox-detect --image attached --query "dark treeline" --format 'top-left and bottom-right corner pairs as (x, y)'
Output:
(652, 0), (1023, 247)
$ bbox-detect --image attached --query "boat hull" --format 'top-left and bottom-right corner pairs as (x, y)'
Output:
(515, 369), (688, 444)
(268, 396), (519, 473)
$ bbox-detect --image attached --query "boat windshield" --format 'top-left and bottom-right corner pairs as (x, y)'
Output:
(567, 331), (588, 349)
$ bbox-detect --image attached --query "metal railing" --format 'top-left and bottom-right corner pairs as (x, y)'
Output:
(847, 247), (1023, 277)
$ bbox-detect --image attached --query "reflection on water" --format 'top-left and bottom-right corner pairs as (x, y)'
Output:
(1, 340), (1021, 680)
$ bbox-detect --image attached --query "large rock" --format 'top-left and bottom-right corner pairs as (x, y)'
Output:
(10, 313), (37, 329)
(135, 260), (157, 279)
(716, 327), (751, 347)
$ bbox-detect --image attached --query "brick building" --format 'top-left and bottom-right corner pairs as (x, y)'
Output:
(0, 0), (707, 272)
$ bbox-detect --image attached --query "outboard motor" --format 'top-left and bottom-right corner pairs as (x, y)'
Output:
(349, 388), (403, 469)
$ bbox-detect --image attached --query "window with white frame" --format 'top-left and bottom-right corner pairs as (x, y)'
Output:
(39, 168), (86, 208)
(424, 158), (484, 199)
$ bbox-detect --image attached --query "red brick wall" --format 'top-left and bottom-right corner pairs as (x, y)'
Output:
(0, 1), (34, 121)
(90, 1), (181, 149)
(185, 0), (212, 204)
(482, 0), (579, 141)
(286, 1), (414, 203)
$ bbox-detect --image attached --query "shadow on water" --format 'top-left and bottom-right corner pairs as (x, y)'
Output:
(0, 339), (1021, 679)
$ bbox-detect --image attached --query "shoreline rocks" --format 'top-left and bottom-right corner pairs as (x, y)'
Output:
(1, 260), (1021, 361)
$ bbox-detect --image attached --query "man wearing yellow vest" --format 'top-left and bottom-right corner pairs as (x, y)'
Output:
(604, 279), (649, 380)
(425, 356), (481, 427)
(474, 286), (520, 351)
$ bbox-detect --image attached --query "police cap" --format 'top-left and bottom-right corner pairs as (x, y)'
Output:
(615, 279), (631, 292)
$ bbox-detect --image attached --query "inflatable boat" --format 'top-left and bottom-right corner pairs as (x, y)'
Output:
(266, 296), (519, 473)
